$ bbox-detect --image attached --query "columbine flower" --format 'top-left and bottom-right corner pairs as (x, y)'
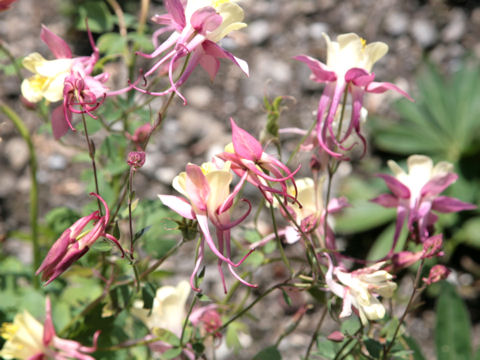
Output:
(133, 281), (191, 337)
(372, 155), (476, 246)
(251, 177), (348, 249)
(134, 0), (248, 103)
(190, 305), (222, 338)
(127, 151), (146, 170)
(21, 25), (113, 139)
(159, 160), (254, 292)
(36, 193), (125, 284)
(0, 297), (99, 360)
(295, 33), (413, 158)
(325, 256), (397, 325)
(216, 118), (300, 205)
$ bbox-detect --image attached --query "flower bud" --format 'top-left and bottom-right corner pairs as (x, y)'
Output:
(127, 151), (146, 170)
(423, 265), (450, 285)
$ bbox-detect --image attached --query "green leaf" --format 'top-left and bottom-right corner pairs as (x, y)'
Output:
(435, 281), (472, 360)
(403, 336), (427, 360)
(364, 338), (383, 358)
(98, 32), (127, 56)
(335, 200), (396, 234)
(161, 347), (183, 359)
(76, 1), (114, 33)
(253, 346), (282, 360)
(367, 223), (407, 261)
(91, 240), (113, 252)
(456, 217), (480, 248)
(142, 282), (156, 310)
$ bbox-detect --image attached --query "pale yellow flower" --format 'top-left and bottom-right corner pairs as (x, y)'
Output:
(133, 281), (191, 336)
(324, 33), (388, 75)
(0, 310), (45, 359)
(21, 52), (73, 103)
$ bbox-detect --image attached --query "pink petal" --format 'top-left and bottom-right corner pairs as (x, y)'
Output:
(371, 194), (399, 208)
(231, 118), (263, 161)
(199, 54), (220, 81)
(41, 25), (72, 59)
(431, 196), (477, 213)
(344, 67), (371, 84)
(294, 55), (337, 82)
(190, 7), (222, 34)
(366, 81), (414, 101)
(165, 0), (186, 28)
(52, 105), (71, 140)
(202, 41), (249, 76)
(43, 297), (56, 345)
(327, 196), (350, 213)
(185, 163), (210, 211)
(421, 173), (458, 197)
(158, 195), (195, 219)
(377, 174), (411, 199)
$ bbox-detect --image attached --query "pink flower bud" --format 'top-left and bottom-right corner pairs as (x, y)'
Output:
(127, 151), (146, 170)
(327, 331), (345, 342)
(423, 265), (450, 285)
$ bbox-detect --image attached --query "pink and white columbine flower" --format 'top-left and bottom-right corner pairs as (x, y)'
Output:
(216, 118), (300, 205)
(0, 297), (99, 360)
(36, 193), (125, 285)
(134, 0), (248, 103)
(295, 33), (413, 158)
(21, 25), (132, 139)
(372, 155), (476, 247)
(159, 161), (255, 292)
(325, 255), (397, 325)
(251, 177), (348, 249)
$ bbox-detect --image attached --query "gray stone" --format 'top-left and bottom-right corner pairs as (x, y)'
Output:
(247, 20), (272, 45)
(411, 18), (438, 48)
(442, 9), (466, 43)
(184, 86), (213, 109)
(47, 154), (67, 170)
(384, 11), (409, 36)
(309, 22), (330, 40)
(5, 138), (29, 171)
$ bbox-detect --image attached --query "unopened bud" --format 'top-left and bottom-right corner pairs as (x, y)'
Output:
(127, 151), (146, 170)
(423, 265), (450, 285)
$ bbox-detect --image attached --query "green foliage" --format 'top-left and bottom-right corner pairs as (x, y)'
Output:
(76, 1), (115, 33)
(253, 346), (282, 360)
(370, 61), (480, 162)
(435, 281), (472, 360)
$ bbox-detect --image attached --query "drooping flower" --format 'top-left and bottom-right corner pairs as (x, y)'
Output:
(250, 177), (348, 249)
(372, 155), (476, 246)
(325, 255), (397, 325)
(133, 281), (191, 337)
(36, 193), (125, 285)
(159, 160), (254, 292)
(189, 305), (222, 338)
(134, 0), (249, 103)
(295, 33), (413, 158)
(21, 25), (118, 139)
(0, 297), (99, 360)
(216, 118), (300, 205)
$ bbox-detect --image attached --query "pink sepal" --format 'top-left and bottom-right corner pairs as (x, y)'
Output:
(158, 195), (195, 220)
(231, 118), (263, 161)
(41, 25), (72, 59)
(431, 196), (476, 213)
(190, 7), (222, 34)
(165, 0), (186, 29)
(294, 55), (337, 82)
(376, 174), (411, 199)
(421, 173), (458, 198)
(52, 105), (72, 140)
(366, 81), (414, 101)
(371, 193), (399, 208)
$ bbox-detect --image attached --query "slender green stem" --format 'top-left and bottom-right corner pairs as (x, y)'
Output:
(275, 306), (309, 347)
(305, 306), (328, 359)
(1, 104), (39, 288)
(287, 119), (316, 166)
(80, 112), (103, 214)
(269, 204), (293, 273)
(219, 281), (289, 332)
(382, 258), (426, 359)
(180, 293), (199, 347)
(0, 41), (23, 81)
